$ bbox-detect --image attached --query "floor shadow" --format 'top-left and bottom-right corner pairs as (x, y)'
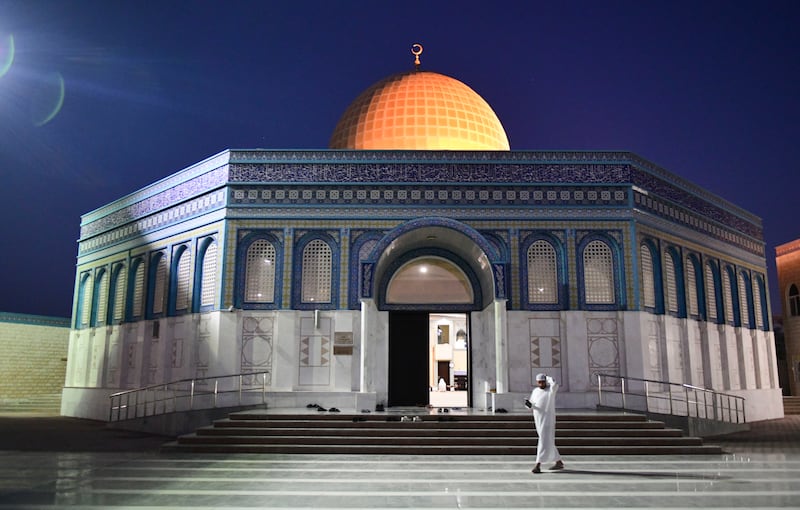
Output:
(555, 469), (732, 480)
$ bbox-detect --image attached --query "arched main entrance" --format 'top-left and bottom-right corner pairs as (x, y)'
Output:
(360, 218), (504, 407)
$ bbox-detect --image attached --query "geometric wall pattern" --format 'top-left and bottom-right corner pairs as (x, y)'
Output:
(586, 317), (621, 387)
(298, 316), (332, 386)
(241, 316), (273, 386)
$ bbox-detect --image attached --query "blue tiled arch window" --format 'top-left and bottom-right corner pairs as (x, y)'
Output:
(193, 236), (218, 312)
(235, 231), (284, 310)
(292, 232), (339, 310)
(577, 234), (626, 311)
(520, 232), (568, 311)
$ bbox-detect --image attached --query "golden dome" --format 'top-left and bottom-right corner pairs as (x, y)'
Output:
(329, 70), (510, 151)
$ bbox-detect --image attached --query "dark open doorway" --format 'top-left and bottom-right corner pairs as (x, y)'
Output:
(388, 311), (429, 406)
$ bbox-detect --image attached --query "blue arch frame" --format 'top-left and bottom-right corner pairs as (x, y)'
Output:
(723, 264), (740, 327)
(640, 238), (664, 314)
(235, 231), (284, 310)
(146, 251), (167, 320)
(90, 267), (107, 327)
(519, 231), (569, 311)
(292, 231), (339, 310)
(739, 270), (755, 329)
(377, 247), (483, 312)
(755, 274), (769, 330)
(576, 233), (626, 311)
(75, 271), (91, 329)
(125, 257), (145, 322)
(348, 230), (385, 310)
(108, 262), (125, 325)
(167, 245), (190, 316)
(705, 260), (724, 324)
(193, 236), (218, 312)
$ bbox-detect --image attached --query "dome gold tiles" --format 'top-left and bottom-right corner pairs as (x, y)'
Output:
(329, 71), (510, 151)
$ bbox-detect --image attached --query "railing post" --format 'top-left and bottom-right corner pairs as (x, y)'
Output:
(621, 378), (626, 410)
(262, 372), (266, 405)
(694, 389), (699, 418)
(645, 380), (650, 411)
(190, 379), (195, 410)
(214, 379), (219, 408)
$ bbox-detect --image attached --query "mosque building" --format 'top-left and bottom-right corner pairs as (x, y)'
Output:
(61, 47), (783, 422)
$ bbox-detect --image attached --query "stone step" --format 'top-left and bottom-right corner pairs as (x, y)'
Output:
(165, 410), (720, 455)
(196, 426), (683, 438)
(177, 433), (703, 447)
(162, 442), (722, 456)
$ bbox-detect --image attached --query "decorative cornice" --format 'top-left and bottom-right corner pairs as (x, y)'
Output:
(0, 312), (70, 328)
(776, 239), (800, 257)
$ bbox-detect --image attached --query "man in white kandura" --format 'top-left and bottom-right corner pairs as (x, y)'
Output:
(528, 373), (564, 474)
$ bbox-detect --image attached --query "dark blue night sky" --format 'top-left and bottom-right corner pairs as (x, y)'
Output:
(0, 1), (798, 318)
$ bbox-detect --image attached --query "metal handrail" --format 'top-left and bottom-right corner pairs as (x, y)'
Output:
(596, 373), (746, 424)
(108, 370), (269, 422)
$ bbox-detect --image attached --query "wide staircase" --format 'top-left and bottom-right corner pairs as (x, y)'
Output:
(162, 410), (722, 455)
(0, 393), (62, 413)
(783, 396), (800, 415)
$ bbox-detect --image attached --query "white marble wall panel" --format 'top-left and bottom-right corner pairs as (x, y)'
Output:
(564, 313), (590, 392)
(270, 311), (296, 391)
(528, 316), (563, 390)
(122, 323), (143, 389)
(645, 317), (663, 381)
(505, 312), (531, 393)
(705, 325), (725, 390)
(737, 329), (756, 389)
(721, 327), (741, 390)
(469, 304), (496, 405)
(586, 315), (622, 386)
(88, 329), (108, 387)
(664, 316), (685, 383)
(106, 326), (122, 388)
(686, 320), (705, 387)
(298, 315), (332, 387)
(621, 312), (646, 380)
(240, 314), (274, 386)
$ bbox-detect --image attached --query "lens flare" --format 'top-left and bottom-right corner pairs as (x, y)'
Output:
(0, 33), (14, 77)
(30, 71), (65, 127)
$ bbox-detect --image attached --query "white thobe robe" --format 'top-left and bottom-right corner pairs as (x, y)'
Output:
(529, 377), (561, 464)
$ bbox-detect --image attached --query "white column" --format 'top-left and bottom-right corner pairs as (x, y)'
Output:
(360, 299), (370, 393)
(494, 299), (509, 393)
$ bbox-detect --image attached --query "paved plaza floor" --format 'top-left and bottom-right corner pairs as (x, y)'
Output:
(1, 412), (799, 509)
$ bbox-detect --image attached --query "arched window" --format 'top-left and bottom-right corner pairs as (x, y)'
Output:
(109, 262), (126, 324)
(583, 240), (615, 305)
(686, 255), (699, 317)
(754, 275), (766, 329)
(128, 258), (146, 320)
(789, 284), (800, 317)
(245, 239), (277, 303)
(91, 268), (108, 327)
(77, 272), (92, 328)
(722, 266), (735, 325)
(738, 271), (754, 329)
(302, 239), (332, 303)
(705, 262), (719, 323)
(664, 251), (678, 314)
(527, 240), (558, 304)
(198, 239), (218, 309)
(171, 246), (191, 314)
(640, 243), (656, 309)
(149, 252), (168, 317)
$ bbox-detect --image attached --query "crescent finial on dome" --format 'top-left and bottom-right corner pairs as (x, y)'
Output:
(411, 43), (423, 70)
